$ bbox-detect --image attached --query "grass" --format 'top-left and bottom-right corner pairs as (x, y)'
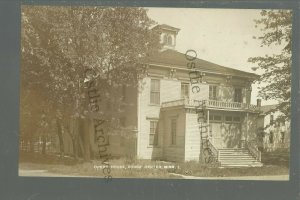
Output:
(19, 152), (177, 178)
(19, 151), (289, 179)
(170, 161), (288, 177)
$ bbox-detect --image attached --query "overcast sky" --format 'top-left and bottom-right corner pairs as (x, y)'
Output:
(147, 8), (283, 105)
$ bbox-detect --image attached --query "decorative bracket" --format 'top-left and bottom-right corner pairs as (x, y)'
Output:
(169, 68), (177, 79)
(199, 72), (206, 83)
(226, 75), (232, 83)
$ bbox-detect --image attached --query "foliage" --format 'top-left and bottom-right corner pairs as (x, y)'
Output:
(20, 6), (161, 155)
(248, 10), (292, 120)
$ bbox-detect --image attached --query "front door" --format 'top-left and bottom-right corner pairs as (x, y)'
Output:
(210, 122), (242, 148)
(222, 123), (242, 148)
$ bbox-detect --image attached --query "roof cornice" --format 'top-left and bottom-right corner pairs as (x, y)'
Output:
(145, 62), (259, 81)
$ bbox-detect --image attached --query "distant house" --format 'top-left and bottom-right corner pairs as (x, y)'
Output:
(257, 104), (290, 152)
(98, 24), (265, 167)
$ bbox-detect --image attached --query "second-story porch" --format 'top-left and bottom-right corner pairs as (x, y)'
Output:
(161, 98), (261, 113)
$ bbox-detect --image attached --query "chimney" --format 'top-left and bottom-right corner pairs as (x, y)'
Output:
(257, 99), (262, 107)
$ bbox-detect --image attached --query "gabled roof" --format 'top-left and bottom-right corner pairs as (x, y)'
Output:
(152, 24), (180, 33)
(259, 104), (278, 115)
(145, 49), (259, 80)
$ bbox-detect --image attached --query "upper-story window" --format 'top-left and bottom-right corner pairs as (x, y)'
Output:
(167, 35), (173, 45)
(150, 79), (160, 105)
(163, 35), (168, 44)
(209, 85), (218, 100)
(181, 83), (189, 99)
(234, 88), (242, 103)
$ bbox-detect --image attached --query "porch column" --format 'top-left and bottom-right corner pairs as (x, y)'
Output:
(246, 112), (249, 139)
(241, 112), (248, 148)
(207, 110), (210, 138)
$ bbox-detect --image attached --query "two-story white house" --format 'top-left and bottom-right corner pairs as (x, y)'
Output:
(257, 104), (290, 152)
(104, 24), (264, 167)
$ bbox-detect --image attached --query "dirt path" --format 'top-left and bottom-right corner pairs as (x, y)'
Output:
(169, 173), (289, 180)
(19, 169), (94, 178)
(19, 169), (289, 180)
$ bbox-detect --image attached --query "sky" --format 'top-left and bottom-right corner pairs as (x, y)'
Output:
(147, 8), (283, 105)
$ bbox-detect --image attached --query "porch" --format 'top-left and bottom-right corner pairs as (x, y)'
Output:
(161, 98), (261, 112)
(161, 98), (262, 167)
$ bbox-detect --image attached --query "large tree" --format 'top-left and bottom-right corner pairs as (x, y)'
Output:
(248, 10), (292, 121)
(21, 6), (160, 159)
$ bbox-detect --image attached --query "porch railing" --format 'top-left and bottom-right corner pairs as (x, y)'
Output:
(206, 100), (258, 111)
(161, 99), (259, 111)
(245, 140), (261, 161)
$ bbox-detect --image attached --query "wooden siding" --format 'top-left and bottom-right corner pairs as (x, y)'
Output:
(190, 83), (209, 101)
(184, 112), (201, 161)
(161, 108), (186, 162)
(136, 64), (257, 160)
(137, 77), (182, 159)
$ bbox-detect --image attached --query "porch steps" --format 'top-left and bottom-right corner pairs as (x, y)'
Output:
(218, 148), (263, 168)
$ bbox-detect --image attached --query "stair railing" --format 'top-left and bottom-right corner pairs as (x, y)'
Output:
(207, 139), (219, 161)
(245, 140), (261, 161)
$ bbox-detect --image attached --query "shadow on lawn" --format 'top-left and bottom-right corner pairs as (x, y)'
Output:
(19, 151), (80, 165)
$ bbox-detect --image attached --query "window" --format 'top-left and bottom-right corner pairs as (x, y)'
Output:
(171, 119), (177, 145)
(233, 116), (240, 122)
(181, 83), (189, 99)
(270, 115), (274, 125)
(209, 115), (222, 122)
(167, 35), (173, 45)
(225, 116), (233, 122)
(163, 35), (168, 44)
(149, 121), (158, 146)
(209, 85), (218, 100)
(234, 88), (242, 103)
(150, 79), (160, 104)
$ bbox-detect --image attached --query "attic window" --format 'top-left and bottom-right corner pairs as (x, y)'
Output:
(163, 35), (168, 44)
(167, 35), (173, 45)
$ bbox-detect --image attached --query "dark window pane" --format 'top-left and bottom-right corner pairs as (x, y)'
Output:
(234, 88), (242, 103)
(225, 116), (232, 122)
(209, 85), (217, 100)
(181, 83), (189, 98)
(214, 115), (222, 121)
(233, 116), (240, 122)
(149, 121), (158, 146)
(150, 79), (160, 104)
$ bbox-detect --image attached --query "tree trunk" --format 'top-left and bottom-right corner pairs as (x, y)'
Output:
(83, 118), (90, 161)
(41, 135), (46, 155)
(72, 136), (78, 160)
(56, 119), (64, 157)
(29, 138), (34, 153)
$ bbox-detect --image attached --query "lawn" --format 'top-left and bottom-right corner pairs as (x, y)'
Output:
(19, 151), (289, 179)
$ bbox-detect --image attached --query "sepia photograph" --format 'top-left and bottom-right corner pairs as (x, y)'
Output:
(19, 6), (291, 180)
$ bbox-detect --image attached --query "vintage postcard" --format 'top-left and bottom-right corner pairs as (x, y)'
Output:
(19, 6), (291, 180)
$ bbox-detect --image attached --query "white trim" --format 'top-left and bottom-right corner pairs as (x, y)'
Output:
(145, 62), (258, 80)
